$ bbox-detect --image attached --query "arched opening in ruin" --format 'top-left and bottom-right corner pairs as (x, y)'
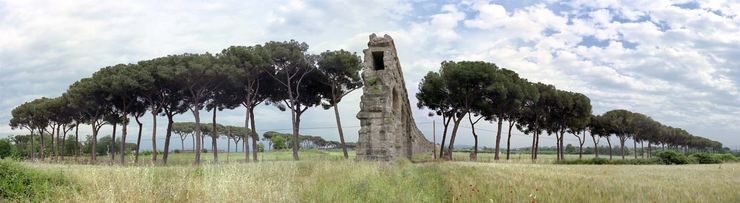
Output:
(372, 51), (385, 70)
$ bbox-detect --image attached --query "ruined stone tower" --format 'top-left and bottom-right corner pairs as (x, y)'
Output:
(356, 33), (434, 160)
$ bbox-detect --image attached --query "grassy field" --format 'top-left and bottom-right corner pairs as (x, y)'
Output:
(9, 150), (740, 202)
(59, 149), (624, 165)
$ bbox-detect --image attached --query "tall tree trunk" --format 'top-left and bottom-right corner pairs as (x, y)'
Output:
(506, 121), (514, 160)
(559, 133), (564, 161)
(468, 114), (478, 161)
(291, 109), (302, 161)
(606, 136), (612, 160)
(578, 141), (584, 159)
(558, 133), (565, 161)
(591, 135), (599, 158)
(60, 125), (67, 161)
(577, 131), (586, 159)
(75, 124), (80, 161)
(111, 123), (117, 163)
(555, 133), (561, 162)
(445, 115), (464, 160)
(181, 136), (186, 151)
(534, 132), (540, 160)
(332, 101), (349, 159)
(48, 126), (54, 161)
(530, 131), (536, 160)
(54, 125), (60, 161)
(162, 114), (174, 164)
(193, 109), (202, 165)
(151, 112), (158, 162)
(494, 119), (503, 160)
(633, 139), (638, 159)
(439, 115), (450, 159)
(244, 108), (250, 162)
(556, 135), (561, 161)
(211, 110), (218, 163)
(91, 125), (98, 163)
(619, 136), (626, 160)
(120, 117), (128, 165)
(286, 77), (300, 161)
(135, 116), (143, 164)
(250, 108), (258, 162)
(647, 142), (652, 158)
(575, 132), (583, 159)
(640, 141), (644, 158)
(40, 129), (45, 161)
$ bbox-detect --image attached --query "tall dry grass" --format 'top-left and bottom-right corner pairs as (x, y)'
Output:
(27, 159), (740, 202)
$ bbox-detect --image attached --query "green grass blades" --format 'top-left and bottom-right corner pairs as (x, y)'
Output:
(0, 160), (76, 201)
(19, 159), (740, 202)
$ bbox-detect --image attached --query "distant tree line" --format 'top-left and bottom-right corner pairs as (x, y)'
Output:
(9, 40), (363, 165)
(1, 133), (137, 159)
(171, 122), (255, 155)
(261, 131), (352, 150)
(416, 61), (724, 162)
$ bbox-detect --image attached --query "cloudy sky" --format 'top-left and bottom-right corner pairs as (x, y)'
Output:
(1, 0), (739, 151)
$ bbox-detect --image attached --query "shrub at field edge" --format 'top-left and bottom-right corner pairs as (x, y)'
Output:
(0, 160), (75, 201)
